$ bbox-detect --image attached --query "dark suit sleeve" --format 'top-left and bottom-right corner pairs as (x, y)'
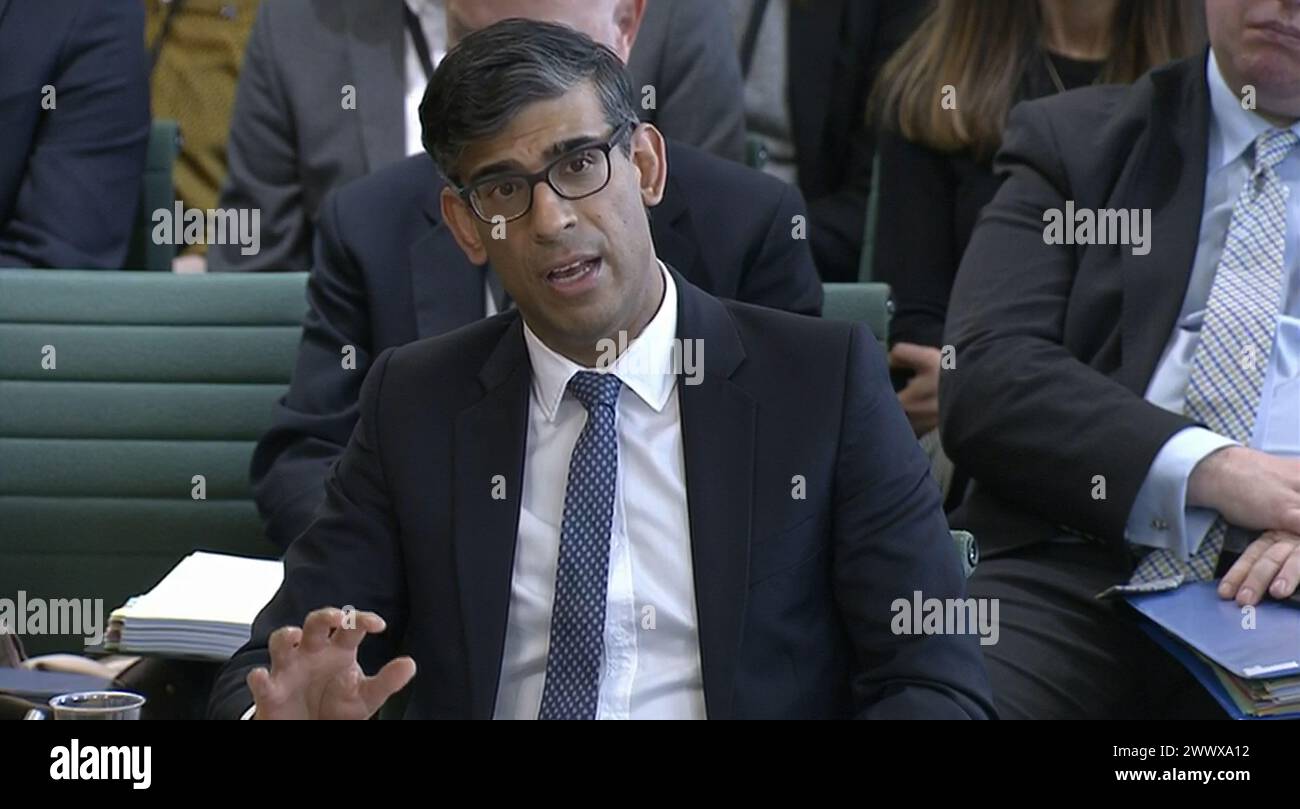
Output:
(740, 181), (823, 316)
(870, 129), (957, 348)
(250, 192), (372, 549)
(833, 324), (995, 719)
(208, 2), (309, 271)
(651, 0), (747, 163)
(210, 348), (407, 719)
(0, 2), (148, 269)
(940, 101), (1194, 545)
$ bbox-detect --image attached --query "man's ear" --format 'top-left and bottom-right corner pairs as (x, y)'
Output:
(440, 186), (489, 266)
(615, 0), (647, 58)
(630, 123), (667, 208)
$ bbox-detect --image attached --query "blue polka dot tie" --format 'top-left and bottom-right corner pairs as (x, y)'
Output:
(538, 371), (622, 720)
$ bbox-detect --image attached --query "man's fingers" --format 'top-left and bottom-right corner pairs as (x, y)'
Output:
(360, 656), (417, 715)
(246, 666), (274, 706)
(331, 611), (388, 652)
(1235, 540), (1292, 605)
(267, 625), (303, 670)
(301, 608), (346, 653)
(1269, 542), (1300, 599)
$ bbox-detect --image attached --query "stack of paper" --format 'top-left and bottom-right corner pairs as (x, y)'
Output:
(106, 552), (283, 660)
(1130, 582), (1300, 719)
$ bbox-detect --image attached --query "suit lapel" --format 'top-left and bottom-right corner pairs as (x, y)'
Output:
(345, 0), (406, 172)
(1116, 55), (1212, 393)
(672, 270), (754, 719)
(410, 176), (491, 338)
(452, 318), (531, 719)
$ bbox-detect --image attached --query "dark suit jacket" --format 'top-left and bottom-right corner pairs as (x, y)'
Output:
(251, 142), (823, 550)
(0, 0), (149, 268)
(787, 0), (918, 281)
(212, 270), (994, 719)
(209, 0), (747, 272)
(941, 53), (1213, 557)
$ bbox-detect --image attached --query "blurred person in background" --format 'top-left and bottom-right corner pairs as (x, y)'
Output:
(145, 0), (261, 271)
(728, 0), (921, 282)
(0, 1), (149, 268)
(209, 0), (746, 272)
(871, 0), (1203, 445)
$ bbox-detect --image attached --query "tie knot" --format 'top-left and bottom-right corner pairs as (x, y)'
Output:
(567, 371), (622, 410)
(1253, 129), (1300, 176)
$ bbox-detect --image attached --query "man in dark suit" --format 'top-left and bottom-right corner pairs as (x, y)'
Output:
(0, 0), (149, 269)
(941, 0), (1300, 719)
(249, 39), (821, 554)
(210, 20), (992, 720)
(210, 0), (748, 272)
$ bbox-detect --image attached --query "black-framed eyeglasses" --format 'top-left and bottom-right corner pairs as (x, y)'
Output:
(457, 120), (636, 224)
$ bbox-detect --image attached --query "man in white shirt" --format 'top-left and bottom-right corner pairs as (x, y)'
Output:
(211, 19), (992, 720)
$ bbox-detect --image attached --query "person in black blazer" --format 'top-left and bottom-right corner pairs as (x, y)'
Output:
(0, 0), (149, 269)
(732, 0), (920, 282)
(249, 105), (822, 552)
(941, 0), (1300, 719)
(211, 19), (992, 720)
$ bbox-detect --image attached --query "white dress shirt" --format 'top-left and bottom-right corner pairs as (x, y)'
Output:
(403, 0), (446, 157)
(492, 263), (707, 720)
(1125, 50), (1300, 558)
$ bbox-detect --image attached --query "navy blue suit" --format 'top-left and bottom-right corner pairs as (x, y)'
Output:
(250, 144), (824, 549)
(212, 269), (993, 719)
(0, 0), (149, 268)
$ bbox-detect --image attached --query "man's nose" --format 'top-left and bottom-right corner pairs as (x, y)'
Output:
(528, 181), (577, 240)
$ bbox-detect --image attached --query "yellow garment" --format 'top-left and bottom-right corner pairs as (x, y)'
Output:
(144, 0), (260, 255)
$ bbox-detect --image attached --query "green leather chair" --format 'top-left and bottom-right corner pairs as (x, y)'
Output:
(124, 120), (182, 271)
(0, 269), (308, 653)
(822, 281), (893, 344)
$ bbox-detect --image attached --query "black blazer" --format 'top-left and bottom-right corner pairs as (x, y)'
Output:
(787, 0), (919, 281)
(250, 142), (824, 550)
(941, 54), (1213, 557)
(213, 270), (993, 719)
(0, 0), (149, 268)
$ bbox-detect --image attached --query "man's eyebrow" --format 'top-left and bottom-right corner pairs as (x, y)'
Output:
(466, 133), (607, 184)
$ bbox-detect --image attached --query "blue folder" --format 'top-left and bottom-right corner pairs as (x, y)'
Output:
(1128, 582), (1300, 719)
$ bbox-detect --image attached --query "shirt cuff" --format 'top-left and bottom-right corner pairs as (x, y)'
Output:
(1124, 427), (1237, 558)
(241, 704), (256, 720)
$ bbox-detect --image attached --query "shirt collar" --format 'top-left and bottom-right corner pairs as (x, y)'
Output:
(522, 261), (679, 422)
(1207, 48), (1300, 172)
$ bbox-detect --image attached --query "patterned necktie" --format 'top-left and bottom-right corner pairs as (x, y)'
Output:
(1125, 129), (1299, 592)
(538, 371), (623, 719)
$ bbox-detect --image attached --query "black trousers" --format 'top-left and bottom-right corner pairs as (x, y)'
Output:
(966, 540), (1228, 720)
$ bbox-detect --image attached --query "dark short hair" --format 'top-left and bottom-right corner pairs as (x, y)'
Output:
(419, 18), (640, 185)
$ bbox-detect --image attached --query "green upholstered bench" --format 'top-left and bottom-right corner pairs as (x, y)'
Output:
(0, 270), (308, 654)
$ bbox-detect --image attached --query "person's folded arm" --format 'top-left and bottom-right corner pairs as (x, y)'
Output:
(940, 100), (1197, 546)
(250, 191), (375, 550)
(211, 348), (407, 720)
(833, 324), (995, 719)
